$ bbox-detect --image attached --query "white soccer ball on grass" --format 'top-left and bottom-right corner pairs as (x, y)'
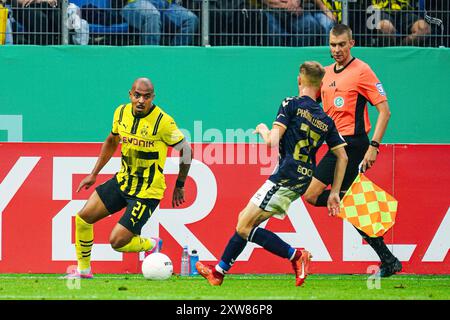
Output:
(141, 252), (173, 280)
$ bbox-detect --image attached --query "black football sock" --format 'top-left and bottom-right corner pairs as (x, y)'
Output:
(355, 227), (396, 263)
(248, 227), (295, 259)
(317, 190), (396, 264)
(218, 232), (247, 273)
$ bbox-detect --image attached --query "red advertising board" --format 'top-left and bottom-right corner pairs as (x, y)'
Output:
(0, 143), (449, 274)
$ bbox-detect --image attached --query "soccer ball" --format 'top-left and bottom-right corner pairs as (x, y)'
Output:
(141, 253), (173, 280)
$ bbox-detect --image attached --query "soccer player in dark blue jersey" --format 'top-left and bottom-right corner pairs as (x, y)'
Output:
(196, 61), (348, 286)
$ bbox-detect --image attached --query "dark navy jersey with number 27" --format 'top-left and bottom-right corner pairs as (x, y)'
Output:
(269, 96), (346, 194)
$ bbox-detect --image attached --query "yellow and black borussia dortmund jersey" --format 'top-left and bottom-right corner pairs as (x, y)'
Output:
(111, 103), (184, 199)
(370, 0), (413, 11)
(323, 0), (342, 23)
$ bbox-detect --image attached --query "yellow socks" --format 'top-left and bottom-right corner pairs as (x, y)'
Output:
(115, 236), (151, 252)
(75, 215), (94, 271)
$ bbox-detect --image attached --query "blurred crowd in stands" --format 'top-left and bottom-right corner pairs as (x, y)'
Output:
(0, 0), (448, 47)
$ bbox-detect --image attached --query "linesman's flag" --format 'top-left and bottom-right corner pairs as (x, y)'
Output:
(338, 173), (398, 237)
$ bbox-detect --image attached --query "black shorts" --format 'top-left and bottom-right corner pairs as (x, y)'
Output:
(95, 177), (160, 235)
(314, 134), (369, 191)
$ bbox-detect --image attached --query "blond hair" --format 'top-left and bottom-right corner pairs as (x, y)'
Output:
(299, 61), (325, 88)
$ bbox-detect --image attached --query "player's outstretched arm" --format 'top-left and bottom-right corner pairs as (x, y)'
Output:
(172, 139), (192, 207)
(253, 123), (286, 147)
(327, 146), (348, 216)
(361, 101), (391, 172)
(76, 133), (120, 192)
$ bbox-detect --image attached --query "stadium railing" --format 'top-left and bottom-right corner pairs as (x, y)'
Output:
(1, 0), (448, 47)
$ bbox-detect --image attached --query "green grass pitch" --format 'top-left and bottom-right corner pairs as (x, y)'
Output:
(0, 274), (449, 300)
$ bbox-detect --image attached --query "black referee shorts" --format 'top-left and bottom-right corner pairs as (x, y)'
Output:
(95, 177), (160, 235)
(314, 134), (369, 191)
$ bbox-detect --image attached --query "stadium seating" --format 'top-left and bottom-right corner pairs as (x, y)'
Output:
(70, 0), (129, 35)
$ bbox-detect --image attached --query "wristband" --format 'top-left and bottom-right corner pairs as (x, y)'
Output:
(175, 179), (185, 188)
(370, 140), (380, 149)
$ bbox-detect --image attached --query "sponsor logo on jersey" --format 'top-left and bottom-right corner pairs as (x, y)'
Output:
(140, 125), (149, 137)
(122, 136), (154, 147)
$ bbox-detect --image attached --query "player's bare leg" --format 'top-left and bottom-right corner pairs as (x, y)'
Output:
(110, 224), (135, 249)
(236, 202), (273, 238)
(303, 177), (328, 206)
(78, 190), (111, 224)
(109, 223), (162, 255)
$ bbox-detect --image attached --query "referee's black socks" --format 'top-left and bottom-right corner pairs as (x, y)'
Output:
(314, 190), (396, 264)
(355, 228), (396, 263)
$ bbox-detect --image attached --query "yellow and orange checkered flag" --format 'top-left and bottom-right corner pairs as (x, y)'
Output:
(338, 173), (398, 237)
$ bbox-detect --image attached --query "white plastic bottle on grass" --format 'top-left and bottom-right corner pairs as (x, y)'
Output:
(180, 245), (190, 276)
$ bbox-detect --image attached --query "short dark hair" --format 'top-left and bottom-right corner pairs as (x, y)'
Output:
(330, 24), (353, 40)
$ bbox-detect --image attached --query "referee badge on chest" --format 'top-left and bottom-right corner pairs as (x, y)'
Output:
(334, 96), (345, 108)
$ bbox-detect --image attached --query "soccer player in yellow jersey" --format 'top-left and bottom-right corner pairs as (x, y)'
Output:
(65, 77), (192, 279)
